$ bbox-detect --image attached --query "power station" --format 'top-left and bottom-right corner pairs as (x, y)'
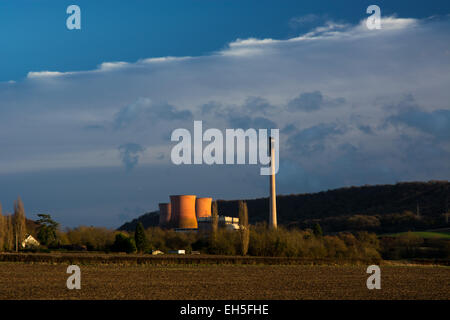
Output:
(158, 195), (239, 232)
(159, 135), (278, 231)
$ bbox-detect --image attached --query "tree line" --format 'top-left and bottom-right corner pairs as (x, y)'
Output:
(1, 199), (447, 261)
(216, 181), (450, 225)
(293, 211), (449, 234)
(49, 201), (383, 261)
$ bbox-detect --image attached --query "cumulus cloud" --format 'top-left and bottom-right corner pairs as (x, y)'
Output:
(99, 62), (130, 71)
(113, 98), (193, 130)
(118, 143), (145, 171)
(358, 125), (374, 135)
(243, 96), (277, 115)
(287, 91), (346, 112)
(288, 91), (324, 112)
(390, 108), (450, 140)
(26, 71), (66, 78)
(287, 123), (347, 155)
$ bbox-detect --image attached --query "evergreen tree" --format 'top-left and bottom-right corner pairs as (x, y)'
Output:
(36, 214), (59, 247)
(134, 222), (148, 253)
(313, 223), (323, 237)
(112, 233), (137, 254)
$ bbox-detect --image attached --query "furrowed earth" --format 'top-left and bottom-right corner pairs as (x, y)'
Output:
(0, 263), (448, 300)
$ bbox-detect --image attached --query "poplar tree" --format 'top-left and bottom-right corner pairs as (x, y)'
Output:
(0, 203), (5, 251)
(238, 201), (249, 256)
(5, 215), (14, 251)
(211, 201), (219, 238)
(13, 197), (26, 252)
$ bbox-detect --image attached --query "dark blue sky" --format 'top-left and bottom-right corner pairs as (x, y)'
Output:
(1, 0), (449, 81)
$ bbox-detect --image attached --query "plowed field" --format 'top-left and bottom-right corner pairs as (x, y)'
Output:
(0, 263), (448, 300)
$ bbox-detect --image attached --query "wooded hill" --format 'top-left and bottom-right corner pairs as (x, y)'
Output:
(118, 181), (450, 233)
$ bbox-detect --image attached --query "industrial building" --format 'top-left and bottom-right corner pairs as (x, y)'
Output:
(170, 195), (198, 229)
(198, 216), (240, 232)
(158, 195), (239, 232)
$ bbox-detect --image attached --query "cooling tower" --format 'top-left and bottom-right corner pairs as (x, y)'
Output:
(170, 195), (198, 229)
(196, 197), (212, 218)
(158, 203), (171, 228)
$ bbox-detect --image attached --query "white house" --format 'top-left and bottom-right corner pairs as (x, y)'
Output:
(21, 234), (40, 248)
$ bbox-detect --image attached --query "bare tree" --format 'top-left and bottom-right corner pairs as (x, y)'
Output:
(13, 197), (26, 252)
(5, 215), (14, 251)
(0, 202), (14, 252)
(239, 201), (249, 256)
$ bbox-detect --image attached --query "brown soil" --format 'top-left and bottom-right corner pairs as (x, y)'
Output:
(0, 263), (448, 300)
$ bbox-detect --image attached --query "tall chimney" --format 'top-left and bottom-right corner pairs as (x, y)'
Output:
(269, 136), (277, 229)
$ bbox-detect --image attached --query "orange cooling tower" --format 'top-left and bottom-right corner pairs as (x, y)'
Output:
(170, 195), (198, 229)
(196, 197), (212, 218)
(159, 203), (171, 228)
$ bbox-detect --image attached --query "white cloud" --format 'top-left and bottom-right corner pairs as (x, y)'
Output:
(26, 71), (67, 78)
(139, 56), (191, 64)
(0, 16), (449, 186)
(98, 61), (130, 71)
